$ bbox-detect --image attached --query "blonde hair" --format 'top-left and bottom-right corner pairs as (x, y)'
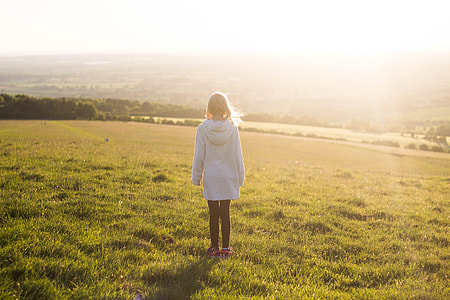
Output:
(206, 92), (241, 125)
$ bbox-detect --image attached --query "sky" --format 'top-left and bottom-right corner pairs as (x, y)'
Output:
(1, 0), (450, 57)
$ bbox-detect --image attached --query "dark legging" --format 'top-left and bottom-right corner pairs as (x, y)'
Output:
(207, 200), (231, 249)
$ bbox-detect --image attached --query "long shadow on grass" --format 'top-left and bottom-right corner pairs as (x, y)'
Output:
(143, 257), (220, 300)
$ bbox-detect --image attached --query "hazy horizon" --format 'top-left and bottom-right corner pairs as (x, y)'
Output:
(2, 52), (449, 126)
(2, 0), (450, 57)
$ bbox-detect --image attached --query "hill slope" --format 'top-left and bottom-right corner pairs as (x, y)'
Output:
(1, 120), (448, 299)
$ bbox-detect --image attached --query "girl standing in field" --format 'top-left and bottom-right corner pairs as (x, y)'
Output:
(192, 92), (245, 258)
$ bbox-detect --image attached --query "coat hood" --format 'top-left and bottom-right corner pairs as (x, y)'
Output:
(201, 119), (235, 146)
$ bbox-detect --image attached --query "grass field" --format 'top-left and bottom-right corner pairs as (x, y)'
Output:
(1, 120), (449, 299)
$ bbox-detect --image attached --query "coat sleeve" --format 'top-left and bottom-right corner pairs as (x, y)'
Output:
(235, 129), (245, 186)
(192, 126), (205, 186)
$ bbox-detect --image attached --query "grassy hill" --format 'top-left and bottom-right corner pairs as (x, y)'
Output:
(1, 120), (448, 299)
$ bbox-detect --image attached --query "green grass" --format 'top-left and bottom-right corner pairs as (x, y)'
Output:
(1, 120), (449, 299)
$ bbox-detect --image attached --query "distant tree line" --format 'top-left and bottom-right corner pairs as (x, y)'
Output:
(0, 94), (204, 120)
(0, 93), (337, 128)
(425, 125), (450, 140)
(1, 94), (449, 143)
(0, 94), (97, 120)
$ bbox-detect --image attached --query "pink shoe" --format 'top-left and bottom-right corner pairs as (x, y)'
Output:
(207, 246), (221, 258)
(221, 247), (233, 258)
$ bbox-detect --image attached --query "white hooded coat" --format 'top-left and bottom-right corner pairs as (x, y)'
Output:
(192, 119), (245, 200)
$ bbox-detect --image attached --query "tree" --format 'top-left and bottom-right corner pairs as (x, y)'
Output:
(405, 143), (417, 150)
(75, 102), (97, 119)
(435, 124), (450, 137)
(419, 144), (429, 151)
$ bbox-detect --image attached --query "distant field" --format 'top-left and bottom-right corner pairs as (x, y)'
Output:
(2, 53), (450, 125)
(241, 121), (428, 144)
(148, 117), (449, 151)
(0, 120), (448, 299)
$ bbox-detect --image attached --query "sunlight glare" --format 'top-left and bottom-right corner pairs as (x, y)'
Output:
(1, 0), (450, 56)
